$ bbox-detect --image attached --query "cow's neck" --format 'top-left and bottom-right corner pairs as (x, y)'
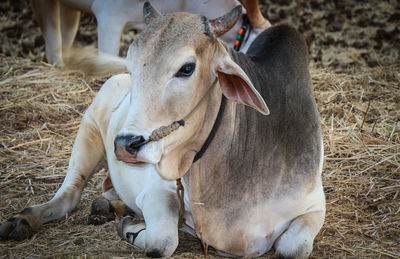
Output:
(189, 84), (225, 157)
(192, 95), (227, 163)
(187, 90), (240, 246)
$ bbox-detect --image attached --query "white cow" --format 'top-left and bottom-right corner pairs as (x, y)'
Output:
(30, 0), (271, 66)
(1, 3), (325, 258)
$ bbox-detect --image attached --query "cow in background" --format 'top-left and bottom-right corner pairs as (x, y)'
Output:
(30, 0), (271, 66)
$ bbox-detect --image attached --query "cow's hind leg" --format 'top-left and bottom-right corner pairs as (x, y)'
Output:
(0, 115), (105, 240)
(274, 210), (325, 259)
(117, 190), (180, 258)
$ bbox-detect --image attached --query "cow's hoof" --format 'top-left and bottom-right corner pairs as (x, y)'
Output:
(146, 249), (163, 258)
(87, 198), (115, 225)
(117, 216), (146, 244)
(275, 254), (296, 259)
(0, 217), (34, 241)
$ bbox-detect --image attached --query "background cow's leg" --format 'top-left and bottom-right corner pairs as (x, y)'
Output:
(239, 0), (270, 29)
(30, 0), (63, 66)
(274, 210), (325, 258)
(118, 190), (180, 258)
(96, 16), (125, 56)
(237, 0), (271, 53)
(60, 3), (80, 53)
(0, 114), (105, 240)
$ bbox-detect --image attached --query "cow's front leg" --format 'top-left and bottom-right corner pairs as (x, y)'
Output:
(274, 210), (325, 259)
(0, 115), (105, 240)
(118, 189), (180, 258)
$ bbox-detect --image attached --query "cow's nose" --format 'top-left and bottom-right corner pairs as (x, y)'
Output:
(114, 135), (146, 155)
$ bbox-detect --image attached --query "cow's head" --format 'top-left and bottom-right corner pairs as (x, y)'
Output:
(114, 2), (269, 180)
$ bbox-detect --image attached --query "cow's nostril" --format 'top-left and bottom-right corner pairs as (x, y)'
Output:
(129, 135), (146, 149)
(114, 135), (147, 156)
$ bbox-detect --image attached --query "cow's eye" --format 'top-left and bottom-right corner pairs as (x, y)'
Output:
(175, 63), (196, 77)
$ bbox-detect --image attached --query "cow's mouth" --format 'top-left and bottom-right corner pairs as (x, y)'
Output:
(114, 136), (163, 166)
(114, 141), (149, 165)
(124, 160), (149, 167)
(115, 150), (150, 167)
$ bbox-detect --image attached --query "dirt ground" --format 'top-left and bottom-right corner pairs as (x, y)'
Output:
(0, 0), (399, 258)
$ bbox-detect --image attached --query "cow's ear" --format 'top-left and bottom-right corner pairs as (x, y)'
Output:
(213, 42), (269, 115)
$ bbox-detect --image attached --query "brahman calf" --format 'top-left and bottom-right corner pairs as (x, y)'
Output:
(1, 2), (325, 258)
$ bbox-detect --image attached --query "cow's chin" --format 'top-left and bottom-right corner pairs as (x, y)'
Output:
(154, 162), (179, 181)
(154, 148), (196, 181)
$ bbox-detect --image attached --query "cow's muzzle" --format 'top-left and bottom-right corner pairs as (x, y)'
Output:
(114, 135), (147, 164)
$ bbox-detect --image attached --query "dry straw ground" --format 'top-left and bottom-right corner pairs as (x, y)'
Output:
(1, 0), (400, 258)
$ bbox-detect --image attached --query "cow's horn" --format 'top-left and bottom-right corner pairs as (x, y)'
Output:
(143, 1), (161, 25)
(209, 5), (242, 37)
